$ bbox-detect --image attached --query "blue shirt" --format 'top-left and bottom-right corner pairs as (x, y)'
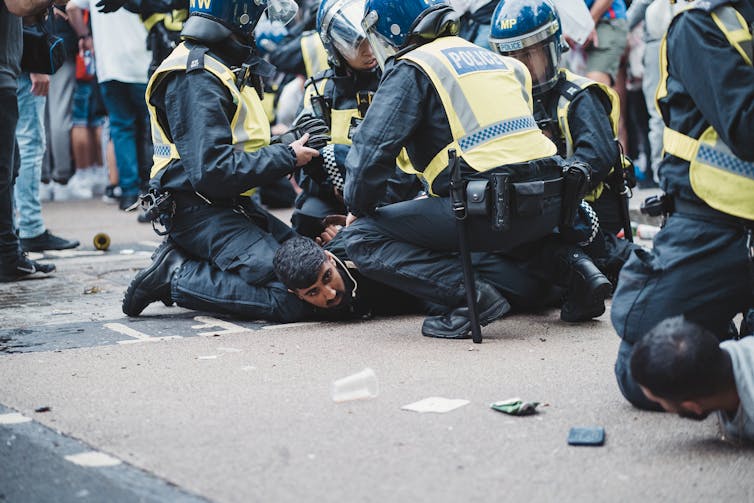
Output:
(585, 0), (627, 20)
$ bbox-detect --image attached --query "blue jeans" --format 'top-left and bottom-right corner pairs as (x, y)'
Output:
(14, 73), (46, 240)
(72, 78), (106, 128)
(99, 80), (148, 197)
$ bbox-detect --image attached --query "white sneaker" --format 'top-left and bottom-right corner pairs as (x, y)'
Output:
(38, 182), (54, 202)
(87, 166), (108, 196)
(53, 175), (93, 201)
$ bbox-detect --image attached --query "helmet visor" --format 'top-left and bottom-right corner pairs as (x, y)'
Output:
(504, 41), (559, 94)
(265, 0), (299, 26)
(322, 0), (368, 63)
(362, 10), (396, 70)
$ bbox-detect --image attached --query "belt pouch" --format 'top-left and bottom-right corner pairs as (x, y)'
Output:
(466, 179), (489, 217)
(489, 173), (511, 231)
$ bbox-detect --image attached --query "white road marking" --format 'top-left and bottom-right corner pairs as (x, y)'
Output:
(116, 336), (182, 345)
(105, 323), (182, 344)
(45, 250), (105, 259)
(262, 322), (323, 330)
(0, 412), (32, 424)
(64, 451), (122, 467)
(139, 240), (161, 249)
(191, 316), (250, 336)
(197, 355), (218, 360)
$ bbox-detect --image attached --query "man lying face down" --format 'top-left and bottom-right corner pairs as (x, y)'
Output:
(273, 235), (425, 319)
(630, 316), (754, 443)
(273, 233), (568, 335)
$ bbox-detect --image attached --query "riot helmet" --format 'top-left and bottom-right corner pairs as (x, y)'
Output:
(489, 0), (563, 95)
(182, 0), (299, 44)
(361, 0), (460, 69)
(255, 15), (290, 56)
(317, 0), (377, 71)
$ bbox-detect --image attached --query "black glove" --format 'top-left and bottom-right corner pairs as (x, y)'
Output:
(96, 0), (126, 12)
(272, 115), (330, 151)
(96, 0), (140, 13)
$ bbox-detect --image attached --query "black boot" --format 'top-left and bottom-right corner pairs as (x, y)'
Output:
(559, 249), (612, 322)
(422, 281), (511, 339)
(122, 241), (185, 316)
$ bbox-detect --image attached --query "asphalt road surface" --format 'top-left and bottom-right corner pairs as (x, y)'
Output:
(1, 196), (751, 503)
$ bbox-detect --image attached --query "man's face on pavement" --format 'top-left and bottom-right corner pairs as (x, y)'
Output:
(641, 386), (710, 421)
(292, 253), (347, 309)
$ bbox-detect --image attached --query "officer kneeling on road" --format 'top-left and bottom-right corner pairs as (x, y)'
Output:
(122, 0), (331, 322)
(291, 0), (421, 238)
(341, 0), (611, 339)
(611, 0), (754, 410)
(489, 0), (638, 288)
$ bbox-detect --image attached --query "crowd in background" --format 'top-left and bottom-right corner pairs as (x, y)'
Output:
(4, 0), (661, 257)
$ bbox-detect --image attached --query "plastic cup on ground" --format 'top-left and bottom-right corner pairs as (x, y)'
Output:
(331, 368), (379, 403)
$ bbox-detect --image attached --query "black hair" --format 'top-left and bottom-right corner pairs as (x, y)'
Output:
(630, 316), (734, 402)
(273, 237), (328, 290)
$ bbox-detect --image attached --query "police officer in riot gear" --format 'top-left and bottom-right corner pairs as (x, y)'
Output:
(610, 0), (754, 410)
(341, 0), (611, 339)
(292, 0), (421, 238)
(489, 0), (636, 286)
(122, 0), (330, 321)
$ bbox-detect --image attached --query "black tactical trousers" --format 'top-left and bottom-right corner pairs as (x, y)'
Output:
(0, 88), (21, 263)
(343, 195), (562, 309)
(167, 199), (312, 323)
(611, 212), (754, 410)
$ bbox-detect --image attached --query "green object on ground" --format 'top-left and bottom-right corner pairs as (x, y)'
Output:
(490, 398), (540, 416)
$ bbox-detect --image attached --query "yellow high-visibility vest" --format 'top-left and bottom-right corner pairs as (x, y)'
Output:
(142, 9), (187, 33)
(555, 68), (623, 202)
(399, 36), (557, 195)
(146, 42), (269, 197)
(301, 31), (329, 79)
(301, 74), (416, 174)
(657, 3), (754, 219)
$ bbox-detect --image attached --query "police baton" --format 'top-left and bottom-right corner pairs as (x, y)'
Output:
(615, 141), (634, 242)
(449, 149), (483, 344)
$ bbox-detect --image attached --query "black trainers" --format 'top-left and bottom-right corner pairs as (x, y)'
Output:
(0, 254), (56, 282)
(20, 230), (80, 252)
(122, 241), (185, 316)
(102, 184), (122, 204)
(119, 194), (139, 211)
(422, 281), (511, 339)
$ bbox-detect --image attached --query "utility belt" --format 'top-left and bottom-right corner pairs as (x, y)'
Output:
(140, 189), (254, 235)
(171, 191), (246, 209)
(457, 156), (590, 233)
(641, 194), (754, 229)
